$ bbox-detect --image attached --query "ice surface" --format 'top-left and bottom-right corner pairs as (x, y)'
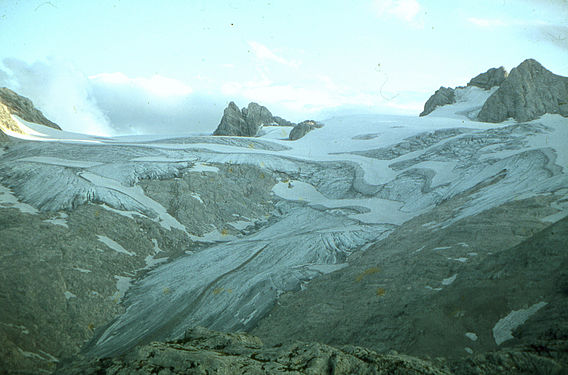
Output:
(3, 108), (567, 359)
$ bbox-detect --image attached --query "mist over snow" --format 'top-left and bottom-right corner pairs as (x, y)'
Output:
(0, 57), (427, 136)
(0, 58), (229, 136)
(0, 58), (115, 136)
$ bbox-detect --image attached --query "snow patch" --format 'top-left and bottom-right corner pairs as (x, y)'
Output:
(0, 184), (38, 214)
(493, 301), (548, 345)
(441, 274), (457, 286)
(97, 235), (135, 256)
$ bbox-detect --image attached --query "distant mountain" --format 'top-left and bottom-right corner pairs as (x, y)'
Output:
(213, 102), (294, 137)
(0, 87), (60, 140)
(420, 59), (568, 123)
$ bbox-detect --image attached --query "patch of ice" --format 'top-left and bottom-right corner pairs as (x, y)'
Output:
(190, 192), (204, 204)
(80, 172), (187, 233)
(188, 162), (219, 173)
(113, 276), (132, 302)
(432, 246), (451, 251)
(465, 332), (478, 341)
(73, 267), (91, 273)
(272, 180), (413, 225)
(43, 212), (68, 228)
(97, 235), (135, 256)
(64, 291), (76, 299)
(99, 204), (144, 219)
(425, 286), (443, 291)
(464, 347), (473, 354)
(442, 274), (457, 286)
(16, 156), (103, 168)
(0, 322), (29, 334)
(493, 301), (548, 345)
(0, 184), (38, 214)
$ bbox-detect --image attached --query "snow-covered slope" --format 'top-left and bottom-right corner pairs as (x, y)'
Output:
(1, 101), (567, 371)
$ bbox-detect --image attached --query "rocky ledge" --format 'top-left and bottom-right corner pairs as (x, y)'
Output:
(54, 327), (567, 375)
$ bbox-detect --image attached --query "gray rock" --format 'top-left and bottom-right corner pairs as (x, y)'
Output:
(0, 87), (61, 130)
(54, 327), (567, 375)
(272, 115), (295, 127)
(55, 327), (452, 375)
(467, 67), (507, 90)
(477, 59), (568, 123)
(213, 102), (294, 137)
(213, 101), (253, 136)
(419, 87), (456, 116)
(288, 120), (323, 140)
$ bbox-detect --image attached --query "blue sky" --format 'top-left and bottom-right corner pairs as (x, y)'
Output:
(0, 0), (567, 135)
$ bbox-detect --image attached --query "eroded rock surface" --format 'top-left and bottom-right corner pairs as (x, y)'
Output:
(54, 327), (567, 375)
(477, 59), (568, 122)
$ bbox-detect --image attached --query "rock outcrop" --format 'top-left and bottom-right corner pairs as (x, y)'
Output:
(288, 120), (323, 140)
(467, 67), (507, 90)
(477, 59), (568, 123)
(213, 102), (294, 137)
(419, 87), (456, 117)
(0, 87), (60, 130)
(54, 327), (567, 375)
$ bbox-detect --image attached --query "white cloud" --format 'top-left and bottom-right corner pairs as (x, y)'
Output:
(467, 17), (507, 28)
(0, 58), (115, 136)
(247, 41), (301, 68)
(374, 0), (421, 23)
(220, 76), (420, 118)
(89, 72), (192, 96)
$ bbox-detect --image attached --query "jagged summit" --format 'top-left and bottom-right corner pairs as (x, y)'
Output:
(213, 101), (293, 137)
(478, 59), (568, 122)
(420, 59), (568, 123)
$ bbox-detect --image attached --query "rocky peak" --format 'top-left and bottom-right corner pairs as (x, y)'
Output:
(467, 66), (507, 90)
(213, 102), (294, 137)
(477, 59), (568, 122)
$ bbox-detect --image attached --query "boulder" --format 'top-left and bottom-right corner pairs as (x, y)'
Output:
(467, 67), (507, 89)
(0, 87), (60, 130)
(213, 102), (294, 137)
(288, 120), (323, 140)
(477, 59), (568, 123)
(419, 87), (456, 117)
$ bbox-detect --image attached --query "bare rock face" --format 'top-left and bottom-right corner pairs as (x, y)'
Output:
(419, 87), (456, 117)
(54, 327), (452, 374)
(213, 102), (293, 137)
(467, 67), (507, 90)
(288, 120), (324, 141)
(0, 87), (61, 130)
(477, 59), (568, 123)
(53, 327), (568, 375)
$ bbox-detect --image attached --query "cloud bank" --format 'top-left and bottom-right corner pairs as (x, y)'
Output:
(0, 59), (225, 135)
(0, 57), (423, 136)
